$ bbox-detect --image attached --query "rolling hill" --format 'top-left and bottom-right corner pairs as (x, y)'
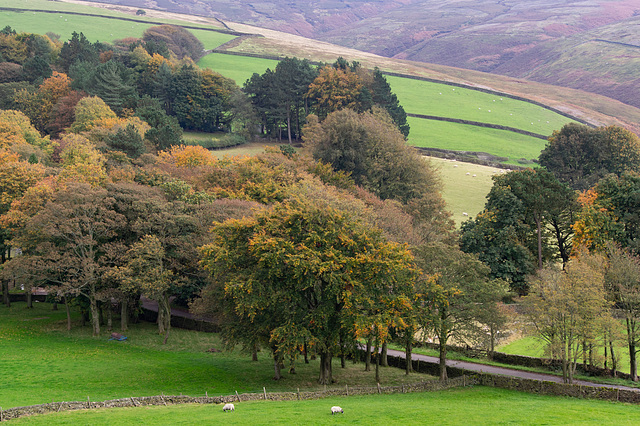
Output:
(73, 0), (640, 110)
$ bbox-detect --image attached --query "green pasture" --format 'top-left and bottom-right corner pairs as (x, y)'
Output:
(428, 157), (497, 225)
(10, 387), (640, 425)
(408, 117), (547, 164)
(387, 76), (576, 136)
(0, 1), (234, 48)
(198, 53), (279, 85)
(0, 302), (431, 410)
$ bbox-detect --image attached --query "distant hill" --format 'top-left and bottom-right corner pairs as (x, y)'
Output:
(79, 0), (640, 109)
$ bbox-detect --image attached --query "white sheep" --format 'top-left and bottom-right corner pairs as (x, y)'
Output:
(331, 406), (344, 415)
(462, 212), (468, 216)
(466, 172), (470, 175)
(222, 403), (235, 412)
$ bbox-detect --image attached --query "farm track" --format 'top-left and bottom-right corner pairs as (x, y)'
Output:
(141, 297), (640, 393)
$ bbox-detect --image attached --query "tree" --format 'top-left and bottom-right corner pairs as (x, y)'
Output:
(14, 71), (72, 133)
(114, 235), (174, 341)
(604, 244), (640, 381)
(106, 123), (145, 158)
(573, 172), (640, 255)
(70, 96), (117, 133)
(460, 169), (577, 293)
(58, 32), (99, 72)
(540, 123), (640, 190)
(370, 68), (409, 137)
(523, 250), (611, 383)
(304, 108), (452, 242)
(413, 243), (506, 380)
(4, 183), (124, 336)
(306, 65), (365, 119)
(142, 25), (204, 61)
(198, 194), (416, 384)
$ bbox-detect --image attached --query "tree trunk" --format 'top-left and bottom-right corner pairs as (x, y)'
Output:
(121, 299), (128, 332)
(318, 351), (333, 385)
(375, 343), (381, 384)
(535, 215), (543, 269)
(52, 302), (58, 311)
(2, 279), (10, 307)
(252, 344), (259, 362)
(303, 341), (308, 364)
(364, 338), (372, 372)
(106, 305), (112, 331)
(65, 296), (71, 331)
(26, 291), (32, 309)
(273, 354), (282, 380)
(89, 296), (100, 336)
(286, 107), (292, 144)
(489, 324), (496, 360)
(160, 293), (171, 344)
(405, 339), (413, 374)
(439, 342), (448, 381)
(628, 318), (638, 381)
(609, 338), (618, 378)
(381, 342), (388, 367)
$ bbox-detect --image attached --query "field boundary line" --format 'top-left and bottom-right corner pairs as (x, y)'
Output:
(0, 7), (251, 36)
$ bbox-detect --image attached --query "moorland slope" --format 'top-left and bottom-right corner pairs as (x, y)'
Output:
(76, 0), (640, 109)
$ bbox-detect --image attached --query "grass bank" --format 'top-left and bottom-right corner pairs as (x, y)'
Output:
(0, 302), (432, 409)
(9, 387), (640, 425)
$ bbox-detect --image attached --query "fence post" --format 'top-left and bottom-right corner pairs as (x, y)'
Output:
(263, 387), (267, 400)
(377, 383), (381, 394)
(617, 389), (619, 402)
(297, 388), (300, 400)
(206, 391), (208, 398)
(87, 396), (91, 409)
(345, 385), (349, 396)
(235, 391), (241, 402)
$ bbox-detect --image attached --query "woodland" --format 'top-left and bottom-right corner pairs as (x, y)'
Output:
(2, 22), (640, 392)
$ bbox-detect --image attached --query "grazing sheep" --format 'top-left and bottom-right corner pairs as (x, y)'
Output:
(472, 174), (476, 177)
(462, 212), (468, 216)
(466, 172), (470, 175)
(222, 403), (235, 412)
(331, 406), (344, 415)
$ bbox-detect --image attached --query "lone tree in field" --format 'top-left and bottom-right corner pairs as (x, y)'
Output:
(199, 193), (416, 384)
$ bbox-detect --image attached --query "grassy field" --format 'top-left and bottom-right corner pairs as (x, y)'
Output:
(429, 157), (497, 225)
(0, 0), (235, 48)
(387, 76), (575, 136)
(0, 302), (432, 409)
(198, 53), (279, 85)
(408, 118), (547, 164)
(9, 387), (640, 425)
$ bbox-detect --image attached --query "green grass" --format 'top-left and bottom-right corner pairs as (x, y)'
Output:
(429, 157), (497, 225)
(10, 387), (640, 425)
(387, 76), (576, 136)
(0, 1), (235, 48)
(198, 53), (279, 85)
(0, 302), (432, 409)
(408, 117), (547, 164)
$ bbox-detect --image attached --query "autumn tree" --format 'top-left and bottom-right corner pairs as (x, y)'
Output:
(523, 250), (611, 383)
(142, 25), (204, 61)
(4, 183), (124, 336)
(573, 172), (640, 255)
(199, 192), (416, 384)
(306, 65), (365, 119)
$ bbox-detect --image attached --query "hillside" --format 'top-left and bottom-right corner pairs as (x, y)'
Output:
(73, 0), (640, 109)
